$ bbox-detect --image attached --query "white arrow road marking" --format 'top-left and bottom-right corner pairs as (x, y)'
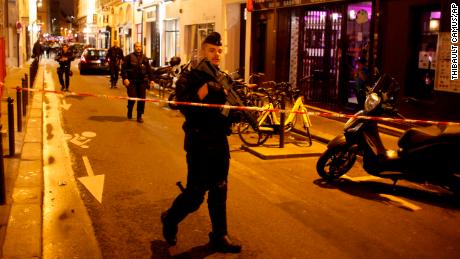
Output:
(78, 156), (105, 203)
(61, 99), (72, 110)
(341, 174), (421, 211)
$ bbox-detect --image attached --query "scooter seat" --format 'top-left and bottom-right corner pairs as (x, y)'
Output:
(398, 125), (460, 149)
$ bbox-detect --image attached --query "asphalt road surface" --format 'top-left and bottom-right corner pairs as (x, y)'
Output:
(42, 60), (460, 258)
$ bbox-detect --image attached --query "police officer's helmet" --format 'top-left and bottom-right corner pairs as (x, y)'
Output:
(169, 56), (181, 66)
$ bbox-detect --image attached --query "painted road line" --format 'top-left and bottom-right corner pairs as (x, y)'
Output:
(342, 174), (421, 211)
(42, 61), (103, 258)
(341, 174), (381, 182)
(379, 194), (422, 211)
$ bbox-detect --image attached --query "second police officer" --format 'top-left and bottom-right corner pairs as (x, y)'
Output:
(121, 42), (155, 123)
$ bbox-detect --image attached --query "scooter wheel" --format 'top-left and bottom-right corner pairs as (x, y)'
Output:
(316, 147), (357, 181)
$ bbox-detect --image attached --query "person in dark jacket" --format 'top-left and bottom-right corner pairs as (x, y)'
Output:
(121, 42), (155, 123)
(107, 40), (124, 88)
(32, 39), (43, 61)
(161, 32), (242, 253)
(55, 43), (75, 91)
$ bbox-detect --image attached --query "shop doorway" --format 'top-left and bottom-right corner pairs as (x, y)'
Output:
(296, 1), (373, 108)
(149, 22), (160, 67)
(344, 2), (372, 107)
(297, 5), (344, 106)
(408, 8), (441, 99)
(251, 11), (275, 81)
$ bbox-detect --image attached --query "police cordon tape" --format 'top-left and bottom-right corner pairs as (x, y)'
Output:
(14, 86), (460, 126)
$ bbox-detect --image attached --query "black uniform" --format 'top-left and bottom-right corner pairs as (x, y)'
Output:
(162, 65), (234, 241)
(121, 52), (153, 120)
(107, 46), (124, 88)
(55, 49), (75, 91)
(32, 40), (43, 61)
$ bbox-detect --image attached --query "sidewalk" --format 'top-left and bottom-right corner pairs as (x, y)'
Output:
(0, 61), (43, 258)
(0, 64), (404, 257)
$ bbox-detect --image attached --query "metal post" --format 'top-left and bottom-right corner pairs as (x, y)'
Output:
(25, 73), (29, 89)
(0, 124), (5, 204)
(24, 74), (29, 104)
(29, 64), (33, 87)
(7, 97), (15, 156)
(17, 32), (20, 67)
(279, 89), (285, 148)
(21, 78), (27, 116)
(16, 87), (22, 132)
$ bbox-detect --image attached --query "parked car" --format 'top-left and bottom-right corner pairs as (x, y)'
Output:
(78, 48), (110, 75)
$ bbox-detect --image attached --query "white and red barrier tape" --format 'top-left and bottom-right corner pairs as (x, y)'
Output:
(12, 87), (460, 126)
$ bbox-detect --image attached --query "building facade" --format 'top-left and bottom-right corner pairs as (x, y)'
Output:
(74, 0), (458, 122)
(247, 0), (458, 122)
(77, 0), (245, 72)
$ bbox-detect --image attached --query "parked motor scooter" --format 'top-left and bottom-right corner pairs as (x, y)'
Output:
(164, 60), (194, 110)
(316, 74), (460, 194)
(151, 56), (182, 99)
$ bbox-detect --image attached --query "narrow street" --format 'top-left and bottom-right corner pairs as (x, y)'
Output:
(39, 59), (460, 258)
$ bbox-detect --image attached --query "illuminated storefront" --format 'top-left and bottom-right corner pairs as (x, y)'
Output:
(249, 0), (456, 120)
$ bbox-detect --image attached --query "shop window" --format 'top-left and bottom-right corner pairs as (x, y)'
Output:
(164, 19), (180, 64)
(184, 23), (215, 61)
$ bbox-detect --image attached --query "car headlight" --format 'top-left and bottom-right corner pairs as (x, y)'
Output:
(364, 93), (381, 112)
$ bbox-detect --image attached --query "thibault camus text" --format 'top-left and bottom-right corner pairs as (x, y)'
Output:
(452, 3), (458, 43)
(452, 3), (459, 79)
(452, 45), (458, 80)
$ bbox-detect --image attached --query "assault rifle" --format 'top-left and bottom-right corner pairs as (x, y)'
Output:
(194, 58), (259, 130)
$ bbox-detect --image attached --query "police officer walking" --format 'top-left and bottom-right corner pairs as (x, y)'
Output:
(107, 40), (124, 88)
(161, 32), (242, 253)
(121, 42), (155, 123)
(55, 43), (75, 91)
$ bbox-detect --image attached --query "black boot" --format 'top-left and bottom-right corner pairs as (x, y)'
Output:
(127, 102), (134, 119)
(161, 212), (178, 246)
(137, 114), (144, 123)
(208, 232), (242, 253)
